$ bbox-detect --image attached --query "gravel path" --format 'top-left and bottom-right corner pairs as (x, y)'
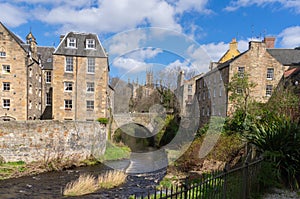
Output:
(263, 188), (300, 199)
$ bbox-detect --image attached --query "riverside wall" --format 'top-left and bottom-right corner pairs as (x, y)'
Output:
(0, 121), (107, 163)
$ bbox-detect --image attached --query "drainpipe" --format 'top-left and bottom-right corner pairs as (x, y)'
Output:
(75, 56), (78, 121)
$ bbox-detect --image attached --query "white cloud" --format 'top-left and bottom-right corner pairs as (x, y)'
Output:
(225, 0), (300, 13)
(278, 26), (300, 48)
(186, 44), (211, 73)
(1, 0), (212, 39)
(105, 29), (147, 56)
(175, 0), (212, 14)
(201, 39), (249, 62)
(0, 3), (29, 27)
(113, 57), (153, 73)
(128, 48), (163, 61)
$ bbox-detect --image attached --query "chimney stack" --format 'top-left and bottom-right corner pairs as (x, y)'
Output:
(263, 37), (275, 48)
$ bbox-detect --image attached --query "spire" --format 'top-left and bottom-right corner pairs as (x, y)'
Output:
(26, 31), (37, 55)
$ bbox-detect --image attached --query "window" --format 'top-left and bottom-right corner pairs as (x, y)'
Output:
(202, 107), (205, 116)
(67, 37), (76, 48)
(213, 88), (216, 98)
(64, 82), (73, 92)
(219, 86), (222, 97)
(65, 57), (73, 72)
(0, 47), (6, 57)
(3, 82), (10, 91)
(86, 39), (95, 49)
(46, 92), (52, 106)
(46, 71), (51, 83)
(266, 85), (273, 97)
(238, 66), (245, 78)
(3, 99), (10, 108)
(64, 100), (72, 110)
(219, 73), (222, 81)
(2, 65), (10, 73)
(87, 57), (95, 73)
(86, 100), (94, 110)
(237, 87), (243, 94)
(188, 84), (192, 93)
(267, 68), (274, 80)
(87, 82), (94, 92)
(207, 107), (210, 116)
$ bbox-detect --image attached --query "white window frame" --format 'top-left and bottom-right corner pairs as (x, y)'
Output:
(0, 51), (6, 57)
(87, 57), (95, 73)
(237, 87), (243, 94)
(67, 37), (76, 48)
(64, 99), (72, 110)
(267, 68), (274, 80)
(46, 71), (51, 83)
(64, 82), (73, 92)
(86, 100), (94, 110)
(2, 65), (10, 74)
(46, 92), (52, 106)
(3, 82), (10, 91)
(266, 85), (273, 97)
(87, 82), (95, 93)
(3, 99), (10, 108)
(86, 39), (95, 49)
(65, 57), (73, 72)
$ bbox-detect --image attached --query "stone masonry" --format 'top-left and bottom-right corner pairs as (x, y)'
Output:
(0, 121), (106, 163)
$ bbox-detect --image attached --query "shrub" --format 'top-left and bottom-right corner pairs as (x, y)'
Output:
(97, 117), (108, 125)
(63, 174), (98, 196)
(245, 115), (300, 190)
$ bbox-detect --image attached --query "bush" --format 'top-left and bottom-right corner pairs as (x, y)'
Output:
(98, 170), (127, 189)
(97, 117), (108, 125)
(245, 115), (300, 190)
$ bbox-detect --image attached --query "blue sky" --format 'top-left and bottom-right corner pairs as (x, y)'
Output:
(1, 0), (300, 84)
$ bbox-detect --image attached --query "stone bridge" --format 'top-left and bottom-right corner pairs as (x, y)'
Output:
(111, 113), (166, 137)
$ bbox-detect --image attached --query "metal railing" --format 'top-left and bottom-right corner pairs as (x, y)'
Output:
(132, 158), (263, 199)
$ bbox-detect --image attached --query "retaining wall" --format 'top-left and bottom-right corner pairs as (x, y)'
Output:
(0, 121), (107, 163)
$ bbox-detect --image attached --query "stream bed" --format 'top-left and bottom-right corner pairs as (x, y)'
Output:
(0, 158), (167, 199)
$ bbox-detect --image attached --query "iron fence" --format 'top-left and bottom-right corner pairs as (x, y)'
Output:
(132, 158), (263, 199)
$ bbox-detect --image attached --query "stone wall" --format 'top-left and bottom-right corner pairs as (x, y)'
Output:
(0, 121), (107, 163)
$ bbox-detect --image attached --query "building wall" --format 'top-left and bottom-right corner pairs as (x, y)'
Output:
(0, 25), (28, 120)
(227, 41), (286, 114)
(52, 55), (108, 121)
(196, 40), (285, 127)
(0, 121), (106, 162)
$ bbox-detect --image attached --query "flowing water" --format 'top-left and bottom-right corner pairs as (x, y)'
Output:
(0, 151), (168, 199)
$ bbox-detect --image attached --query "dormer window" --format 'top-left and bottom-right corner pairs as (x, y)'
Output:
(86, 39), (95, 49)
(67, 37), (76, 48)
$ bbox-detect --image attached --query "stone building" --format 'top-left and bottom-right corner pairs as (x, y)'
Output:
(175, 71), (203, 116)
(0, 22), (110, 121)
(196, 37), (300, 127)
(52, 32), (109, 121)
(0, 22), (45, 121)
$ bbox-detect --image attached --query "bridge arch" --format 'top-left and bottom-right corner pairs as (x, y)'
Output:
(112, 123), (155, 152)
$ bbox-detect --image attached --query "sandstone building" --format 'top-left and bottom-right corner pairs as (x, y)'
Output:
(196, 37), (300, 127)
(0, 22), (109, 121)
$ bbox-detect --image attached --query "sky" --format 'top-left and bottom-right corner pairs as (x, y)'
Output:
(1, 0), (300, 84)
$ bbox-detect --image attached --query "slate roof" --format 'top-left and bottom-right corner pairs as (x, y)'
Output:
(38, 46), (55, 70)
(267, 49), (300, 66)
(53, 32), (107, 57)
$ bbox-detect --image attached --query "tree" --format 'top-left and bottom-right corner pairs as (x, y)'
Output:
(227, 72), (257, 116)
(225, 72), (257, 133)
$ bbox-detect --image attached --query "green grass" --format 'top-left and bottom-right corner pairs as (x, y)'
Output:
(0, 161), (26, 180)
(100, 141), (131, 161)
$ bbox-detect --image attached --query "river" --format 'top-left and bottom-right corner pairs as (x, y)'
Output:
(0, 151), (168, 199)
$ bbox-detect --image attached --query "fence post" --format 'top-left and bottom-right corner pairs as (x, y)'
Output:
(223, 163), (228, 199)
(242, 161), (249, 199)
(183, 177), (189, 199)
